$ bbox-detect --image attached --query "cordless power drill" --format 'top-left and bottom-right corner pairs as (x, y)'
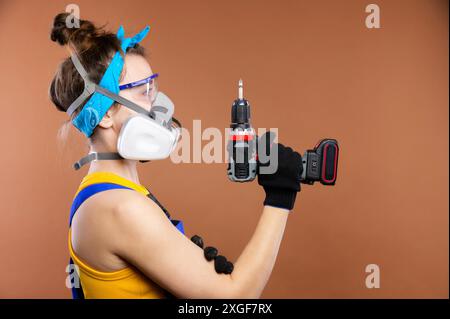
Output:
(227, 80), (339, 185)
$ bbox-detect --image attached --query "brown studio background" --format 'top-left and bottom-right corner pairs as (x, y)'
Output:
(0, 0), (448, 298)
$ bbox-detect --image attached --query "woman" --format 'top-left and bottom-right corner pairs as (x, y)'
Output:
(49, 13), (303, 299)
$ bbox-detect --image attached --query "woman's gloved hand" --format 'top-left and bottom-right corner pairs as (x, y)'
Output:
(257, 131), (303, 211)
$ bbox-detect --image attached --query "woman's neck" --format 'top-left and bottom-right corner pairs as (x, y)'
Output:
(87, 155), (141, 185)
(87, 134), (141, 185)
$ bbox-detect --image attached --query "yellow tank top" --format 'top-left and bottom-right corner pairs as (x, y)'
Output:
(68, 172), (171, 299)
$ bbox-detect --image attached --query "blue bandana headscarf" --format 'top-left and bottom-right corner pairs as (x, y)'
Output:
(72, 25), (150, 137)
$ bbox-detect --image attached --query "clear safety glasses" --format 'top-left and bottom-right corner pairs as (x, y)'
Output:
(119, 73), (159, 110)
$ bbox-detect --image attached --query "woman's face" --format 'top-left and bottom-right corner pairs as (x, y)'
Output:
(111, 54), (156, 131)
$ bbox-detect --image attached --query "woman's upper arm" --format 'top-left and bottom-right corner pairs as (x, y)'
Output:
(109, 192), (240, 299)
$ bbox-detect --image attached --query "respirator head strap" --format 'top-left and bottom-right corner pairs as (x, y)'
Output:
(73, 152), (124, 170)
(94, 84), (152, 117)
(66, 53), (95, 117)
(67, 53), (152, 118)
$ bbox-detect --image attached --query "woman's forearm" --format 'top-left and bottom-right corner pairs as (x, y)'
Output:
(231, 205), (290, 298)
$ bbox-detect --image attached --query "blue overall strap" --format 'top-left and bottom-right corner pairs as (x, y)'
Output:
(172, 220), (185, 234)
(69, 183), (131, 299)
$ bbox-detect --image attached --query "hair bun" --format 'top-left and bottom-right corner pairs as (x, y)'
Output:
(50, 12), (97, 49)
(50, 13), (73, 45)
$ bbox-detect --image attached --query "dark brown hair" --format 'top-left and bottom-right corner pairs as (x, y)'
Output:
(49, 13), (145, 139)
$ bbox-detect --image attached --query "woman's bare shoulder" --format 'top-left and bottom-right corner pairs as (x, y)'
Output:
(77, 188), (163, 222)
(70, 188), (165, 271)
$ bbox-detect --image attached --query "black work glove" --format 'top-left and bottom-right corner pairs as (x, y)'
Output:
(257, 132), (303, 211)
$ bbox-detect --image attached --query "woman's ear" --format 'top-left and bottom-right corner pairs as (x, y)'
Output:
(97, 104), (119, 129)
